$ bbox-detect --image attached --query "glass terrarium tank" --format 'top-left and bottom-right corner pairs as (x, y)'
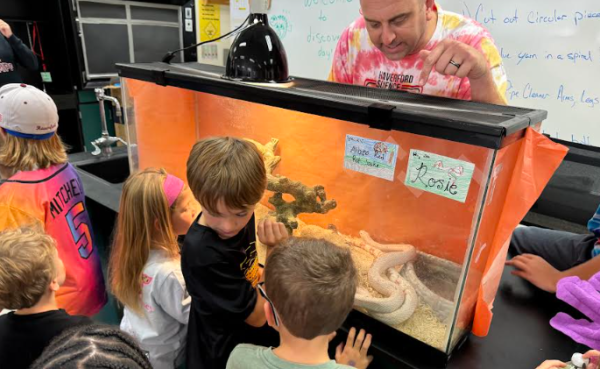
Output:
(118, 62), (553, 366)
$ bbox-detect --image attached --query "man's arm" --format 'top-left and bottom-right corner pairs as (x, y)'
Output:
(468, 71), (507, 105)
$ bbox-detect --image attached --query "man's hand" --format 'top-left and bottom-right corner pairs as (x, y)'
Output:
(418, 38), (506, 104)
(535, 360), (566, 369)
(506, 254), (564, 293)
(335, 327), (373, 369)
(257, 218), (288, 248)
(0, 20), (13, 39)
(419, 39), (488, 85)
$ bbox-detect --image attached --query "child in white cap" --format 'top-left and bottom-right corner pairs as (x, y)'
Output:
(0, 83), (107, 316)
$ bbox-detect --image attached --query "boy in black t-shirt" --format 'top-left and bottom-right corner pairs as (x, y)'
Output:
(182, 137), (289, 369)
(0, 227), (91, 369)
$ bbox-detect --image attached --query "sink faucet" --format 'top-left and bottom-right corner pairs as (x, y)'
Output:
(92, 88), (127, 157)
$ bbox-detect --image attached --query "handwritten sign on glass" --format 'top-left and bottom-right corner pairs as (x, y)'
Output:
(405, 150), (475, 203)
(343, 135), (399, 181)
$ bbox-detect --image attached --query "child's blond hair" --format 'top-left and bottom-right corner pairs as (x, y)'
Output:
(0, 134), (68, 172)
(186, 137), (266, 213)
(0, 227), (58, 310)
(109, 168), (180, 314)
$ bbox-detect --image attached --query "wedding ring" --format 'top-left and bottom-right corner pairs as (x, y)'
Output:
(449, 60), (461, 68)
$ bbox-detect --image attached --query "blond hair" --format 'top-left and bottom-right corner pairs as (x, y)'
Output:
(109, 168), (180, 314)
(186, 137), (266, 214)
(265, 237), (357, 339)
(0, 227), (58, 310)
(0, 134), (68, 172)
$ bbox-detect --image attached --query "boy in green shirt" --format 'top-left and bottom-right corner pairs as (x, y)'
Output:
(227, 237), (373, 369)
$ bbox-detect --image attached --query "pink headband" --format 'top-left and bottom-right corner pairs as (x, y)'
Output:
(163, 174), (185, 207)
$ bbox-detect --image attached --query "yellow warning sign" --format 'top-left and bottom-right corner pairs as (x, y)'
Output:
(199, 3), (221, 42)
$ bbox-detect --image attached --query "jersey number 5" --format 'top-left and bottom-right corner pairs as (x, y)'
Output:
(66, 201), (93, 259)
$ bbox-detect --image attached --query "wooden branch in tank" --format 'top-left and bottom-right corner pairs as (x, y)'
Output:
(246, 137), (337, 233)
(268, 176), (337, 233)
(244, 138), (281, 175)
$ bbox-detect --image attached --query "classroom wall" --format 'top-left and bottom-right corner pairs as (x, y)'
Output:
(196, 0), (600, 148)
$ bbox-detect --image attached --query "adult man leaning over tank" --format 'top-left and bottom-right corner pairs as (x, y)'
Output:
(329, 0), (507, 105)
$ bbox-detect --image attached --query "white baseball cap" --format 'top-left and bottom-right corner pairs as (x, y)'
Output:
(0, 83), (59, 140)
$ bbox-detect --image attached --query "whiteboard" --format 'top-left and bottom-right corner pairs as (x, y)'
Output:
(263, 0), (600, 147)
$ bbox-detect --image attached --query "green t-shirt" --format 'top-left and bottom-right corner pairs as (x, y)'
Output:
(226, 344), (354, 369)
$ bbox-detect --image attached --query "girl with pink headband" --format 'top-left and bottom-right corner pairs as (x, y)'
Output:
(109, 168), (200, 369)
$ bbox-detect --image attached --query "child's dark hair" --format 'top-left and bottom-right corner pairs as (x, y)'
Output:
(265, 237), (358, 339)
(30, 324), (152, 369)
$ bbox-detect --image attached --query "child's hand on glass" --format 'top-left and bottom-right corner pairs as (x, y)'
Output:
(257, 218), (288, 247)
(335, 327), (373, 369)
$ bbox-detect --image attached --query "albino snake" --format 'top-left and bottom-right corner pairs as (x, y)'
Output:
(353, 231), (419, 325)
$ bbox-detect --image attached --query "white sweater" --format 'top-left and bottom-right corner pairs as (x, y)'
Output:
(120, 250), (191, 369)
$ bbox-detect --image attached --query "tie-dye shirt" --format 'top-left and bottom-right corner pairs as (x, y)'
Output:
(0, 163), (107, 316)
(589, 203), (600, 258)
(329, 5), (507, 102)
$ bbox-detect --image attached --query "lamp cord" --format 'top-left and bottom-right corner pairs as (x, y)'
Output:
(162, 15), (251, 64)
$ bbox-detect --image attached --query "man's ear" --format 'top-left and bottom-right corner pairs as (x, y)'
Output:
(264, 301), (280, 331)
(425, 0), (436, 20)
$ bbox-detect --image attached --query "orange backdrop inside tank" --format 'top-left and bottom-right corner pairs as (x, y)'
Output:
(125, 79), (496, 265)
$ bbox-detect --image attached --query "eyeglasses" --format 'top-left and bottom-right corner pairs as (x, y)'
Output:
(257, 282), (280, 326)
